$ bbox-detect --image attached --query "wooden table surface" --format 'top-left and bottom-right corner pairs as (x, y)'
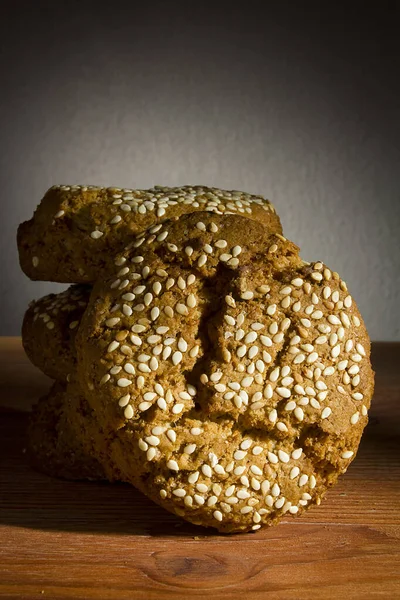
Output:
(0, 338), (399, 599)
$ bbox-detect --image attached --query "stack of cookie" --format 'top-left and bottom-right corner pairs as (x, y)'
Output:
(18, 184), (374, 532)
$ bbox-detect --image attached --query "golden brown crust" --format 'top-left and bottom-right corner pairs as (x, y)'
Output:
(22, 285), (91, 380)
(18, 184), (282, 283)
(75, 212), (374, 533)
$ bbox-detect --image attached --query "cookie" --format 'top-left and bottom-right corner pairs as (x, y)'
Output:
(76, 212), (374, 533)
(22, 285), (91, 380)
(18, 184), (282, 283)
(28, 381), (106, 481)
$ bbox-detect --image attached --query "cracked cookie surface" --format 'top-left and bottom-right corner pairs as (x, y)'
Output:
(76, 212), (374, 532)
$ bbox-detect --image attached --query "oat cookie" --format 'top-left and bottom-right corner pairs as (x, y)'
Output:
(22, 285), (91, 380)
(76, 212), (374, 533)
(18, 184), (281, 283)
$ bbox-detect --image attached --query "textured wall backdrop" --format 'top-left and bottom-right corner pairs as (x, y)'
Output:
(0, 2), (399, 339)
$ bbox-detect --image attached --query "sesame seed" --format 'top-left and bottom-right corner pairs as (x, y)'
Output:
(268, 368), (279, 383)
(105, 317), (120, 327)
(145, 435), (160, 447)
(244, 331), (257, 344)
(187, 294), (197, 308)
(227, 257), (239, 267)
(129, 334), (141, 346)
(196, 253), (207, 268)
(138, 439), (148, 452)
(124, 405), (134, 419)
(307, 352), (319, 364)
(291, 278), (303, 287)
(263, 384), (272, 400)
(271, 483), (280, 496)
(311, 272), (323, 281)
(321, 407), (332, 419)
(275, 498), (285, 509)
(278, 450), (290, 463)
(268, 452), (278, 464)
(131, 255), (144, 264)
(124, 363), (135, 375)
(118, 394), (130, 407)
(117, 378), (132, 388)
(190, 345), (199, 358)
(176, 304), (188, 315)
(260, 335), (272, 347)
(237, 489), (250, 499)
(234, 450), (247, 461)
(254, 360), (264, 373)
(290, 467), (300, 479)
(294, 407), (304, 421)
(90, 230), (104, 239)
(248, 346), (258, 359)
(177, 337), (188, 352)
(328, 315), (341, 325)
(182, 443), (196, 455)
(300, 318), (311, 328)
(341, 451), (354, 459)
(265, 409), (277, 424)
(280, 286), (292, 296)
(299, 474), (309, 487)
(202, 464), (212, 478)
(167, 460), (179, 471)
(277, 387), (291, 398)
(225, 315), (236, 326)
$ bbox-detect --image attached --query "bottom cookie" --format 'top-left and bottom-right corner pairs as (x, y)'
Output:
(28, 381), (108, 481)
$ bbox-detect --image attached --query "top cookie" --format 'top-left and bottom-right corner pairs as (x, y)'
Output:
(17, 184), (282, 283)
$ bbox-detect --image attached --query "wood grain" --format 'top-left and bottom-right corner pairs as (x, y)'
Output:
(0, 338), (399, 599)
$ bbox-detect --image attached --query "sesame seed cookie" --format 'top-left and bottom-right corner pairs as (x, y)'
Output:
(18, 184), (281, 283)
(28, 381), (106, 481)
(75, 212), (374, 533)
(22, 285), (91, 381)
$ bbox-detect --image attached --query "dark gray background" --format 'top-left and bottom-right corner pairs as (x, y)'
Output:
(1, 2), (399, 339)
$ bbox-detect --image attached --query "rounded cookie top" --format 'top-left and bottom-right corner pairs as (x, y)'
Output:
(17, 184), (282, 283)
(76, 212), (374, 532)
(22, 284), (91, 381)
